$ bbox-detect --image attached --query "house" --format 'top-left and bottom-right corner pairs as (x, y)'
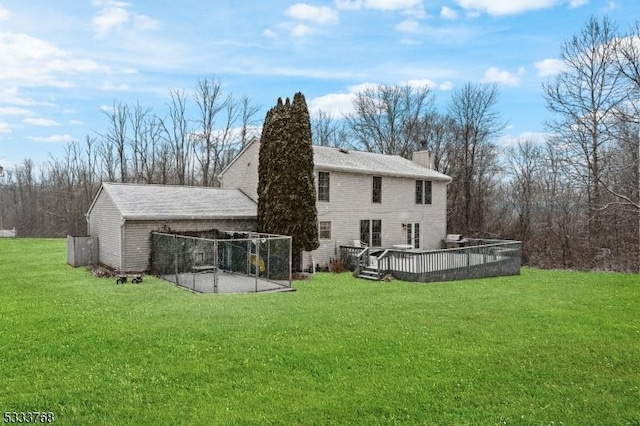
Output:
(219, 138), (451, 271)
(86, 182), (256, 272)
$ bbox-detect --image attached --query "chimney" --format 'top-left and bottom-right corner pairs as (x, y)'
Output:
(412, 150), (433, 169)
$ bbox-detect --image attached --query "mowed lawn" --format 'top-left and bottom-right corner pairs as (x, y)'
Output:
(0, 239), (639, 425)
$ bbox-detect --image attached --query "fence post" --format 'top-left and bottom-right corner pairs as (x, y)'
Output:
(214, 239), (218, 294)
(255, 238), (259, 293)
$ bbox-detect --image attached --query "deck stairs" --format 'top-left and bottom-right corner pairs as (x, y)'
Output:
(357, 255), (380, 280)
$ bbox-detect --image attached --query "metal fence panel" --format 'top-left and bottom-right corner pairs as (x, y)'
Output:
(150, 231), (292, 294)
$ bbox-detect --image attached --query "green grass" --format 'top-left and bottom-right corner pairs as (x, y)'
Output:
(1, 239), (639, 425)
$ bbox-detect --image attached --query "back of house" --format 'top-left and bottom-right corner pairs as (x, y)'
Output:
(219, 139), (451, 271)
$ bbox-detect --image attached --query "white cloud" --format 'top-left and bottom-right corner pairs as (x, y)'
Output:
(0, 33), (104, 87)
(396, 19), (420, 33)
(0, 4), (10, 20)
(498, 132), (548, 146)
(602, 1), (617, 11)
(263, 29), (278, 39)
(291, 24), (313, 37)
(287, 4), (339, 25)
(404, 78), (454, 91)
(92, 2), (159, 37)
(569, 0), (588, 7)
(133, 14), (160, 31)
(309, 92), (356, 117)
(440, 6), (458, 19)
(0, 121), (11, 134)
(27, 134), (75, 144)
(0, 107), (33, 116)
(23, 118), (60, 127)
(309, 82), (378, 117)
(481, 66), (524, 86)
(93, 6), (130, 37)
(335, 0), (423, 13)
(454, 0), (558, 15)
(534, 58), (566, 76)
(102, 82), (129, 91)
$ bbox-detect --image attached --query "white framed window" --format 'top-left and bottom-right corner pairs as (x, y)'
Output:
(360, 219), (382, 247)
(318, 171), (330, 202)
(319, 221), (331, 240)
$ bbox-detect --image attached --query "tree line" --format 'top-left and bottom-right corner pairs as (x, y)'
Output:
(0, 16), (638, 272)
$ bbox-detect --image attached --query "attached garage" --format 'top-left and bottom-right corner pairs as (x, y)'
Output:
(87, 182), (257, 273)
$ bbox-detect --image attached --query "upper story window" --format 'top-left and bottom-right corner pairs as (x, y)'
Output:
(415, 180), (432, 205)
(318, 171), (330, 202)
(372, 176), (382, 204)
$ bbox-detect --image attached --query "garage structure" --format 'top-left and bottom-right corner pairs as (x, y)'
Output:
(86, 182), (256, 273)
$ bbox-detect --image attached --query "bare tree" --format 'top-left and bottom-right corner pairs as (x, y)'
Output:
(344, 83), (436, 157)
(101, 102), (130, 183)
(543, 16), (624, 249)
(311, 109), (345, 147)
(447, 82), (505, 235)
(161, 89), (193, 185)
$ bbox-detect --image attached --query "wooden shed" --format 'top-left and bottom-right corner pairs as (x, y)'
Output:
(86, 182), (257, 273)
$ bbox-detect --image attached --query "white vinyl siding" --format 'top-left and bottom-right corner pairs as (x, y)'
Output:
(122, 218), (256, 272)
(310, 171), (447, 268)
(88, 190), (122, 270)
(218, 141), (260, 201)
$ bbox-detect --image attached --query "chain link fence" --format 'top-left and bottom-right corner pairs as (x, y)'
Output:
(150, 231), (292, 293)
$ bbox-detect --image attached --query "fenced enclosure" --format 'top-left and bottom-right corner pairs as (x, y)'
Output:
(150, 231), (292, 294)
(341, 238), (522, 283)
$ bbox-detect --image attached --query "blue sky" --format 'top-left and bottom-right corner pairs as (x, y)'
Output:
(0, 0), (637, 168)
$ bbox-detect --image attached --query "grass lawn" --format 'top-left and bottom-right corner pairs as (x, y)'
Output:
(1, 238), (639, 425)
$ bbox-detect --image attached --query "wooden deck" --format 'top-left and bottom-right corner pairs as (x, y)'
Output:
(340, 239), (522, 283)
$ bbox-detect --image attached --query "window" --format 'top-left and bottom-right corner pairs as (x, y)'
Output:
(319, 221), (331, 240)
(318, 171), (330, 202)
(406, 222), (420, 249)
(415, 180), (423, 204)
(415, 180), (432, 205)
(360, 219), (382, 247)
(372, 176), (382, 204)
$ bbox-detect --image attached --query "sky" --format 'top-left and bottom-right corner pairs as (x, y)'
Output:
(0, 0), (638, 169)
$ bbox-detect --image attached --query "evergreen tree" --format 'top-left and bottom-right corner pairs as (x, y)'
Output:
(258, 93), (319, 269)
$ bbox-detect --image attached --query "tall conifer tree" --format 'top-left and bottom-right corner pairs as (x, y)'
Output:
(257, 93), (318, 269)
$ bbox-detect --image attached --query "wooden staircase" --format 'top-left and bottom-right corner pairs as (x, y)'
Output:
(358, 266), (379, 280)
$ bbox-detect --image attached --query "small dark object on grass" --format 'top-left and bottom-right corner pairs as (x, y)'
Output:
(116, 274), (143, 285)
(381, 274), (394, 282)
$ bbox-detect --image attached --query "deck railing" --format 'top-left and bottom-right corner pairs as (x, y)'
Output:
(340, 238), (521, 283)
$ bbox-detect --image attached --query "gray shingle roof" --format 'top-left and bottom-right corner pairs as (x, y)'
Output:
(312, 146), (451, 181)
(101, 183), (256, 220)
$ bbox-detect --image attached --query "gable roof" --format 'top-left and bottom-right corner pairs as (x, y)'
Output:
(312, 146), (451, 181)
(219, 138), (451, 182)
(90, 182), (257, 221)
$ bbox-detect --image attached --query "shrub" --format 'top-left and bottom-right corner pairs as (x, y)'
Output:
(328, 257), (347, 273)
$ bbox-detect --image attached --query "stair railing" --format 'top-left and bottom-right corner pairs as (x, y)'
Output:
(355, 247), (370, 276)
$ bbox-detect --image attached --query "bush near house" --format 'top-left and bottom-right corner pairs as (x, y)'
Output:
(1, 238), (639, 425)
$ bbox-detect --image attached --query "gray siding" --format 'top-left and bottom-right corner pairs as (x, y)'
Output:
(88, 189), (123, 270)
(122, 219), (256, 272)
(305, 172), (447, 269)
(220, 140), (449, 270)
(220, 141), (260, 201)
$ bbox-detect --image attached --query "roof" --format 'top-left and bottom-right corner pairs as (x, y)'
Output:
(312, 146), (451, 181)
(92, 183), (257, 221)
(219, 138), (451, 182)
